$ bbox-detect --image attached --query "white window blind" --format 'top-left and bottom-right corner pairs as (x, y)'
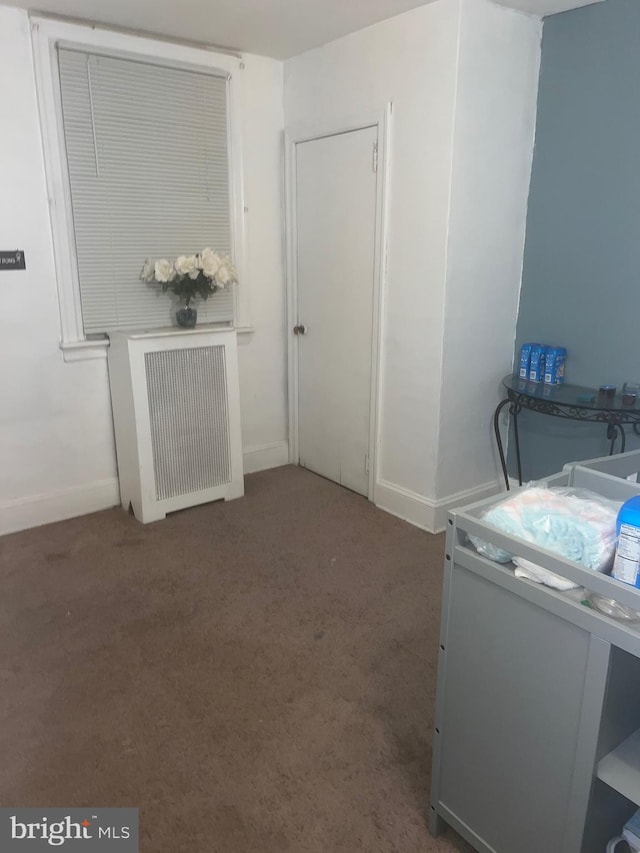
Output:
(57, 47), (234, 334)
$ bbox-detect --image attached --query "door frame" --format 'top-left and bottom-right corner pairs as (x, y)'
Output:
(284, 106), (391, 500)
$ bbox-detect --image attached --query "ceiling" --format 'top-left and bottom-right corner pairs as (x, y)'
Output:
(5, 0), (605, 59)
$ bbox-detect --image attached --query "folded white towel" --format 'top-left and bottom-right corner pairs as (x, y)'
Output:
(512, 556), (579, 591)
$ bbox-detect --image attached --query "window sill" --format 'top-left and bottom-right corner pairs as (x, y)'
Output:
(60, 339), (110, 363)
(60, 327), (253, 362)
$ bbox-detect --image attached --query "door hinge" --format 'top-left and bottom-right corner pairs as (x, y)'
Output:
(365, 453), (370, 476)
(372, 141), (378, 174)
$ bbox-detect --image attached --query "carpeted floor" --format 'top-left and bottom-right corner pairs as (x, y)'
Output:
(0, 465), (474, 852)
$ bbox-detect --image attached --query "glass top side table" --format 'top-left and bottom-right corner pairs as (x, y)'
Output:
(493, 374), (640, 490)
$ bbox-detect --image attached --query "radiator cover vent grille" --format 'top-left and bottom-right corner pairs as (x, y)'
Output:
(145, 345), (231, 501)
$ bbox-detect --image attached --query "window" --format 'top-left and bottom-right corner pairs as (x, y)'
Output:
(32, 18), (248, 360)
(58, 48), (234, 333)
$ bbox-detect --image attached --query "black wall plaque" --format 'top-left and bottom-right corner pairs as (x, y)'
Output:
(0, 250), (26, 270)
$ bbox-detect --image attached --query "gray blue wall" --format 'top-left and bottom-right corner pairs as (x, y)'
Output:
(511, 0), (640, 480)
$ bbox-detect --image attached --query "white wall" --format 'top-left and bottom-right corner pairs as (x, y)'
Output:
(235, 56), (289, 474)
(284, 0), (541, 530)
(0, 5), (287, 534)
(284, 1), (461, 518)
(436, 0), (541, 500)
(0, 0), (541, 536)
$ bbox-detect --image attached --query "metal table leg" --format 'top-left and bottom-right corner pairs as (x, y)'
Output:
(513, 405), (523, 487)
(493, 398), (523, 490)
(607, 423), (626, 455)
(493, 398), (511, 491)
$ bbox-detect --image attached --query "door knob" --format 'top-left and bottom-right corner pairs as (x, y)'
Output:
(293, 324), (307, 335)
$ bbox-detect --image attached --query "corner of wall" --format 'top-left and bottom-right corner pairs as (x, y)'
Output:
(243, 441), (289, 474)
(435, 0), (543, 504)
(375, 475), (502, 534)
(433, 0), (464, 503)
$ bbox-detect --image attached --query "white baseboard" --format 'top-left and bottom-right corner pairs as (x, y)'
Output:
(374, 478), (503, 534)
(243, 440), (289, 475)
(1, 441), (290, 536)
(432, 480), (505, 532)
(374, 479), (439, 533)
(0, 478), (120, 536)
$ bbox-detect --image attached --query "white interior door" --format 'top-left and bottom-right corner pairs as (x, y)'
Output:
(295, 125), (378, 497)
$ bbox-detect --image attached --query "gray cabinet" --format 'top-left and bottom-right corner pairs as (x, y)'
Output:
(430, 463), (640, 853)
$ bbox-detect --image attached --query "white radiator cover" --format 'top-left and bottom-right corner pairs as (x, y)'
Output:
(108, 325), (244, 523)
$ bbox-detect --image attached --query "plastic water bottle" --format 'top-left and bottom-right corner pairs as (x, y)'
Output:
(612, 495), (640, 588)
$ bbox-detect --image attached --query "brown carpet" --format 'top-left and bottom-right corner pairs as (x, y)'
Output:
(0, 465), (473, 853)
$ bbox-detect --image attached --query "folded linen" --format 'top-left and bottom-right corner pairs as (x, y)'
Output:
(513, 556), (579, 591)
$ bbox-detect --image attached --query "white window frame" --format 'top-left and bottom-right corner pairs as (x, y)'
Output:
(31, 16), (251, 362)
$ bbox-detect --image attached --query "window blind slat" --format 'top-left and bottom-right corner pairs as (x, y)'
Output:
(58, 48), (233, 334)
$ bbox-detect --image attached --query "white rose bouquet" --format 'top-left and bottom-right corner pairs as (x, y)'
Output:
(140, 248), (238, 308)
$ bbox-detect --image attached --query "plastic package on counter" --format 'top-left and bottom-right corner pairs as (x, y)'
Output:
(468, 485), (622, 574)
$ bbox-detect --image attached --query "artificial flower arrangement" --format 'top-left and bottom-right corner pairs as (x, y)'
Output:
(140, 248), (238, 327)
